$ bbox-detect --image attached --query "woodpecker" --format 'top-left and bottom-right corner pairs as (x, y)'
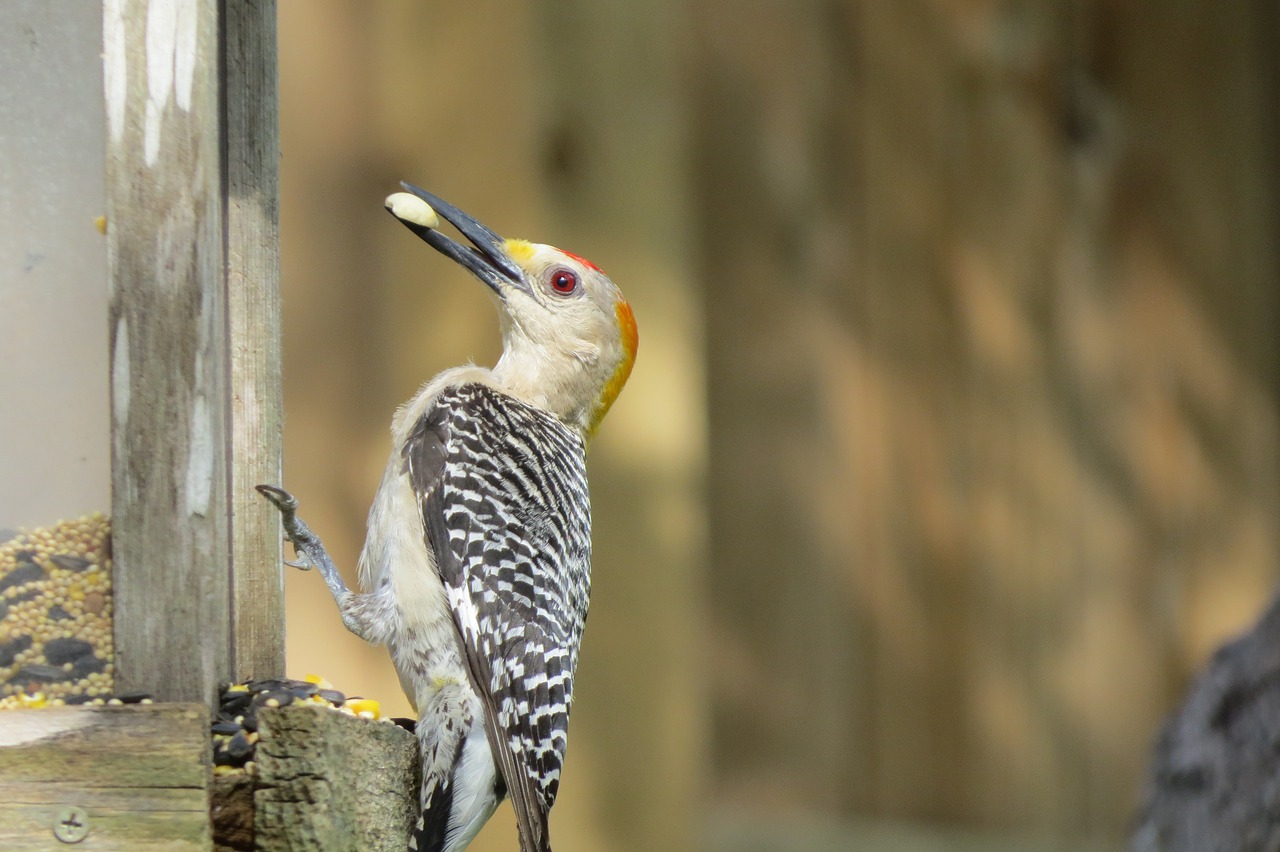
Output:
(258, 183), (637, 852)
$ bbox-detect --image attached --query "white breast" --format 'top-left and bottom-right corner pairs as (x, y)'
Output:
(356, 366), (504, 698)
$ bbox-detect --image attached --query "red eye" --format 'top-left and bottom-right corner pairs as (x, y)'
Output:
(550, 269), (578, 294)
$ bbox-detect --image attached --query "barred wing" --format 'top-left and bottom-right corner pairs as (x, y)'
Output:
(403, 383), (591, 851)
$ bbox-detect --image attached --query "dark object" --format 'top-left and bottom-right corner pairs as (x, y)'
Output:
(224, 730), (255, 762)
(220, 688), (253, 716)
(42, 637), (94, 666)
(250, 688), (296, 711)
(0, 635), (33, 667)
(288, 680), (320, 698)
(0, 561), (45, 592)
(71, 655), (108, 679)
(212, 720), (242, 736)
(1132, 594), (1280, 852)
(49, 554), (92, 572)
(245, 679), (283, 693)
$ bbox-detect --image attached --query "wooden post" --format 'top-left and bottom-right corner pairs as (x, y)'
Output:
(105, 0), (282, 705)
(247, 706), (419, 850)
(224, 0), (285, 688)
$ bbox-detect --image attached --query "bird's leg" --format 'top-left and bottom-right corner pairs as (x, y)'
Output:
(256, 484), (351, 602)
(257, 484), (394, 644)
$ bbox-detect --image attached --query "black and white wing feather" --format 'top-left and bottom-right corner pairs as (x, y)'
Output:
(403, 383), (591, 852)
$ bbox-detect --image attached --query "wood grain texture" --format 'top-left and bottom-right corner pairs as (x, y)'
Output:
(224, 0), (285, 684)
(0, 704), (210, 850)
(211, 775), (254, 852)
(252, 705), (418, 852)
(106, 0), (230, 704)
(107, 0), (284, 702)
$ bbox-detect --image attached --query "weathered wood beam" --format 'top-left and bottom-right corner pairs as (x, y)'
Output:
(105, 0), (283, 704)
(248, 705), (418, 851)
(0, 704), (210, 850)
(105, 0), (231, 704)
(224, 0), (284, 685)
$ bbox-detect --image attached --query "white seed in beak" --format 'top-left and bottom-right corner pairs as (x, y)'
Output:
(385, 192), (440, 229)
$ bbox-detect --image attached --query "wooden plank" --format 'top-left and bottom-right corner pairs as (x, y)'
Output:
(105, 0), (231, 704)
(224, 0), (284, 683)
(0, 703), (211, 850)
(251, 704), (418, 851)
(106, 0), (286, 700)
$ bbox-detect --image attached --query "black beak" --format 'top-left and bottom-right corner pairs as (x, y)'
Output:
(388, 182), (532, 299)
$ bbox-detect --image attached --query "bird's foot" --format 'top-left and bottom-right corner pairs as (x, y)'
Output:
(255, 485), (313, 563)
(256, 484), (350, 598)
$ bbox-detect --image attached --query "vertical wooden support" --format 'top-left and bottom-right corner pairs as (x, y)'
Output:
(105, 0), (282, 704)
(105, 0), (230, 705)
(225, 0), (284, 684)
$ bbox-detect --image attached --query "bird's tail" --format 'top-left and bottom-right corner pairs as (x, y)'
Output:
(408, 773), (456, 852)
(407, 697), (501, 852)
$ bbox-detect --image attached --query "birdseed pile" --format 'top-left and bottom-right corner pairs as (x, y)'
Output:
(212, 676), (399, 776)
(0, 512), (115, 709)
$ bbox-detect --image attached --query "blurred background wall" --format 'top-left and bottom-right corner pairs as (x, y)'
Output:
(276, 2), (1280, 850)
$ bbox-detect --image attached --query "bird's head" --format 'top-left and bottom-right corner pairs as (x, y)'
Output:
(386, 183), (638, 439)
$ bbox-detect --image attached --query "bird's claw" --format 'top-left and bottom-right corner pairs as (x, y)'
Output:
(257, 483), (313, 569)
(256, 483), (298, 514)
(256, 484), (346, 596)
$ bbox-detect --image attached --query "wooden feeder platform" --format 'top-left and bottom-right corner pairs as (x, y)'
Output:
(0, 703), (418, 850)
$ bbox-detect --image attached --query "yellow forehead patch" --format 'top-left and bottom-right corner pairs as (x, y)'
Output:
(503, 239), (536, 264)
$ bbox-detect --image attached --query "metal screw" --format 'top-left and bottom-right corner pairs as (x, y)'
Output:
(53, 806), (88, 843)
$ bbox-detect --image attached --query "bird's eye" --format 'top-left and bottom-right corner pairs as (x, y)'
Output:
(549, 269), (579, 295)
